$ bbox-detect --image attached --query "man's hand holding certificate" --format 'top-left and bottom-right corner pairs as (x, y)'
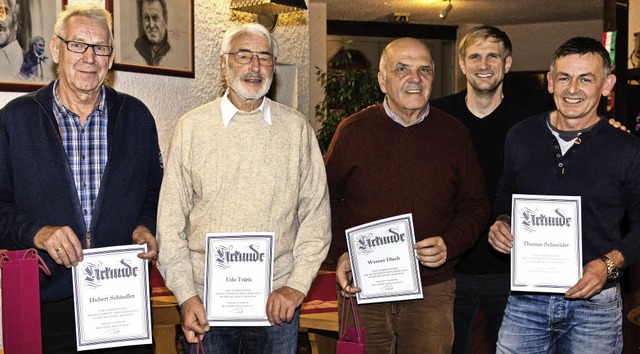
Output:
(491, 194), (583, 293)
(345, 214), (423, 304)
(72, 245), (152, 351)
(204, 233), (274, 326)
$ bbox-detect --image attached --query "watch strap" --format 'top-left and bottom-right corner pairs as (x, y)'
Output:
(599, 255), (620, 282)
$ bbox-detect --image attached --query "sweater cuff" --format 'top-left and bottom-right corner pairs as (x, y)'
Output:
(284, 269), (318, 297)
(24, 222), (45, 249)
(173, 287), (200, 307)
(136, 217), (157, 236)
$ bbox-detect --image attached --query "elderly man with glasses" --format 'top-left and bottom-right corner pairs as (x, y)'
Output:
(0, 4), (162, 353)
(156, 23), (331, 353)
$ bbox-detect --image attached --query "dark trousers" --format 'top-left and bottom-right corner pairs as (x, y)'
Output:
(452, 272), (510, 354)
(41, 297), (152, 354)
(339, 279), (455, 354)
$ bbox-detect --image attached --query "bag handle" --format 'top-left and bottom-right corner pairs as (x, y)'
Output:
(340, 294), (362, 341)
(0, 248), (51, 276)
(28, 248), (52, 276)
(190, 336), (205, 354)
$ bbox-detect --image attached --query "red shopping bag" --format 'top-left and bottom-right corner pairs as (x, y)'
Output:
(0, 249), (50, 354)
(336, 295), (365, 354)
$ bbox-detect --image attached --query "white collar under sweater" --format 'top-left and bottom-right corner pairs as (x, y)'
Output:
(221, 89), (272, 127)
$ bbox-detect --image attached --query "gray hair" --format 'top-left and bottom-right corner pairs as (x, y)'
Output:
(220, 23), (278, 58)
(53, 4), (113, 45)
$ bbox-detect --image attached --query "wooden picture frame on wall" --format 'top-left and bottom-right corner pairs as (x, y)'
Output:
(628, 0), (640, 75)
(108, 0), (194, 78)
(0, 0), (64, 92)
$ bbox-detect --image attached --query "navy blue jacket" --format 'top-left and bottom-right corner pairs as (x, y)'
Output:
(494, 112), (640, 267)
(0, 81), (163, 302)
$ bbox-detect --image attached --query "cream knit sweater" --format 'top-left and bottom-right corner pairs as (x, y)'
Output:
(157, 97), (331, 305)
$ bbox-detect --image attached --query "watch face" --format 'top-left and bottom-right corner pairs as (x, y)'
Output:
(610, 267), (620, 280)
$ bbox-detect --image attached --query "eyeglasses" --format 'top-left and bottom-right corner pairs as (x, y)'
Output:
(56, 35), (113, 57)
(225, 50), (276, 67)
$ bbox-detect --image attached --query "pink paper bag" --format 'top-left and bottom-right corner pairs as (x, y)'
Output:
(0, 249), (50, 354)
(336, 295), (365, 354)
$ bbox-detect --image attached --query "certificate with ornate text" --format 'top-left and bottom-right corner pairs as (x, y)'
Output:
(204, 233), (274, 326)
(72, 245), (152, 351)
(346, 214), (423, 304)
(511, 194), (583, 293)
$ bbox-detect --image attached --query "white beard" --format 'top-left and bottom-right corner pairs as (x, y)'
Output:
(229, 73), (273, 101)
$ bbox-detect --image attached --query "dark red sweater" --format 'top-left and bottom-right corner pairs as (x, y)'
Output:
(325, 104), (490, 286)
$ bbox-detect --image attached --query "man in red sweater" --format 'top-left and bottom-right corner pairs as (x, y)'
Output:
(325, 37), (490, 353)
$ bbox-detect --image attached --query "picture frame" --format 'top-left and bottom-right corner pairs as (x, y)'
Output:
(0, 0), (64, 92)
(628, 0), (639, 71)
(108, 0), (194, 78)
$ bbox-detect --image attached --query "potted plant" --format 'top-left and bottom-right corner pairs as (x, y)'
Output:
(315, 45), (384, 153)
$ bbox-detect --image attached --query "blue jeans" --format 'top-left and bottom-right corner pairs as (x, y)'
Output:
(497, 285), (623, 354)
(184, 308), (300, 354)
(452, 272), (510, 354)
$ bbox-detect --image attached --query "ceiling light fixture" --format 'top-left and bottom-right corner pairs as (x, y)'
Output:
(439, 0), (452, 19)
(230, 0), (308, 31)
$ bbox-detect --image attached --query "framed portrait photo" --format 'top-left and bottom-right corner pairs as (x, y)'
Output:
(109, 0), (194, 78)
(0, 0), (64, 91)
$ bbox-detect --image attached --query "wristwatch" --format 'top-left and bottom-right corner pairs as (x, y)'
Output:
(599, 255), (620, 282)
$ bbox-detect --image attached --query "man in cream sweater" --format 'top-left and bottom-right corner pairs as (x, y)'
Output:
(156, 23), (331, 353)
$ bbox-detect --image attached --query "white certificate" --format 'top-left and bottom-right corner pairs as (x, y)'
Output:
(204, 233), (274, 326)
(346, 214), (423, 304)
(72, 244), (152, 351)
(511, 194), (583, 293)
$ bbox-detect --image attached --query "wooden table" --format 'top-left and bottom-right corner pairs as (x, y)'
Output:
(151, 296), (181, 354)
(299, 311), (339, 354)
(150, 298), (340, 354)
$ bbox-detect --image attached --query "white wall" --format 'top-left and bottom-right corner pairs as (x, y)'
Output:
(0, 0), (311, 156)
(502, 20), (603, 72)
(309, 2), (327, 131)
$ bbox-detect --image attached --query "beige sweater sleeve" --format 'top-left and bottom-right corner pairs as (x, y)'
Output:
(156, 115), (199, 305)
(282, 113), (332, 295)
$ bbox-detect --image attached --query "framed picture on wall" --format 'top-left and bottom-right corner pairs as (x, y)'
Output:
(629, 0), (640, 74)
(108, 0), (194, 78)
(0, 0), (64, 92)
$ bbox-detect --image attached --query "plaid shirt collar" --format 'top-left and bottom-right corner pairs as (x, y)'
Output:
(52, 79), (107, 120)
